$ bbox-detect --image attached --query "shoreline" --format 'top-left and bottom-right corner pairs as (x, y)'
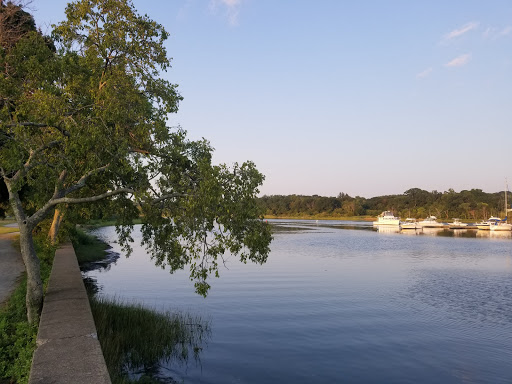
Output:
(263, 215), (375, 221)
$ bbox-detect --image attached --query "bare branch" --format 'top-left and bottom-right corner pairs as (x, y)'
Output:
(27, 187), (134, 228)
(52, 169), (68, 198)
(53, 188), (134, 205)
(25, 139), (61, 170)
(63, 164), (110, 195)
(2, 121), (71, 137)
(129, 148), (150, 155)
(151, 192), (189, 205)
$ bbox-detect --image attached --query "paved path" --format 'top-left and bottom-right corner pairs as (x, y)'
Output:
(0, 233), (24, 305)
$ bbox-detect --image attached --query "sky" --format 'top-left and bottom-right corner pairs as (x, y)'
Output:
(29, 0), (512, 198)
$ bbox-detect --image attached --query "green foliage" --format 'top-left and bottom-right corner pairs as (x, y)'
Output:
(1, 0), (272, 305)
(90, 297), (210, 384)
(0, 236), (55, 384)
(259, 189), (510, 220)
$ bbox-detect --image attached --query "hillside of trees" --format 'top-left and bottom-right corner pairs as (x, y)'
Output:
(258, 188), (510, 220)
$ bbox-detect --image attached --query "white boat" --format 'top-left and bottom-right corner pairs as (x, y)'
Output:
(373, 211), (400, 226)
(490, 183), (512, 232)
(476, 216), (501, 230)
(448, 218), (468, 229)
(400, 218), (420, 230)
(418, 216), (444, 228)
(490, 221), (512, 231)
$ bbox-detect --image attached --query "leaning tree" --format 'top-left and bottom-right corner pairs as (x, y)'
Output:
(0, 0), (272, 324)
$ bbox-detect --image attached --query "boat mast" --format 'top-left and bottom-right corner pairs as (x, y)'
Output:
(506, 179), (509, 222)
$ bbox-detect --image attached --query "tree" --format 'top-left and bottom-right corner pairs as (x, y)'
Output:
(0, 0), (271, 324)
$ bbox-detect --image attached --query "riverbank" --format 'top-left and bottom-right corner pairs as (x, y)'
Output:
(80, 218), (143, 229)
(263, 214), (375, 221)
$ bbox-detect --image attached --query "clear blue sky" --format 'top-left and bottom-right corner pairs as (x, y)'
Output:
(31, 0), (512, 197)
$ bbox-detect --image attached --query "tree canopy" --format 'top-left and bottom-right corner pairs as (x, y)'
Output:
(0, 0), (271, 323)
(259, 188), (509, 220)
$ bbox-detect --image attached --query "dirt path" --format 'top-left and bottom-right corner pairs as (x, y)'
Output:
(0, 233), (24, 305)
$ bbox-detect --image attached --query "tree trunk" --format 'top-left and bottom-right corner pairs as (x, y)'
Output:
(48, 208), (64, 245)
(19, 225), (43, 325)
(7, 185), (43, 325)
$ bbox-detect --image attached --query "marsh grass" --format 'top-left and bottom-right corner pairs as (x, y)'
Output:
(90, 297), (210, 384)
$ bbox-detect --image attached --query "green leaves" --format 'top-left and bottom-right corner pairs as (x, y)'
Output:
(137, 153), (272, 297)
(1, 0), (272, 301)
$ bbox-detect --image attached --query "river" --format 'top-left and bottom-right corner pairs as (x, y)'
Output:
(86, 220), (512, 383)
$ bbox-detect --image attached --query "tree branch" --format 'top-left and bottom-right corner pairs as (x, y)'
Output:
(63, 164), (110, 195)
(151, 192), (189, 205)
(25, 140), (62, 171)
(8, 139), (62, 184)
(2, 121), (71, 137)
(52, 188), (134, 205)
(27, 187), (134, 228)
(52, 169), (68, 198)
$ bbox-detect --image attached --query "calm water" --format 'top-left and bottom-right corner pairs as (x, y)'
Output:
(87, 220), (512, 383)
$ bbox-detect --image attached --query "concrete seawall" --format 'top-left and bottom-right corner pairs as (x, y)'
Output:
(29, 243), (111, 384)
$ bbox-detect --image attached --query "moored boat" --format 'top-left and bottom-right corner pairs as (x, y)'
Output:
(400, 218), (420, 230)
(448, 218), (468, 229)
(489, 184), (512, 231)
(418, 216), (444, 228)
(373, 211), (400, 226)
(476, 216), (501, 230)
(490, 221), (512, 231)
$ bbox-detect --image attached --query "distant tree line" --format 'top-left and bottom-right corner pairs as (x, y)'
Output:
(258, 188), (510, 220)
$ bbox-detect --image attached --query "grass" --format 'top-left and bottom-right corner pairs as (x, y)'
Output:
(0, 219), (18, 235)
(70, 227), (110, 264)
(90, 297), (210, 384)
(0, 227), (19, 235)
(0, 236), (56, 384)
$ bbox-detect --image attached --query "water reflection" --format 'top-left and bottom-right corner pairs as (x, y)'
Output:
(490, 231), (512, 239)
(376, 226), (401, 234)
(88, 224), (512, 384)
(421, 227), (445, 236)
(266, 219), (512, 241)
(477, 230), (512, 240)
(400, 229), (422, 236)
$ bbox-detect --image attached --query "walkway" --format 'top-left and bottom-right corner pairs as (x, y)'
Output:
(0, 233), (24, 306)
(29, 243), (111, 384)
